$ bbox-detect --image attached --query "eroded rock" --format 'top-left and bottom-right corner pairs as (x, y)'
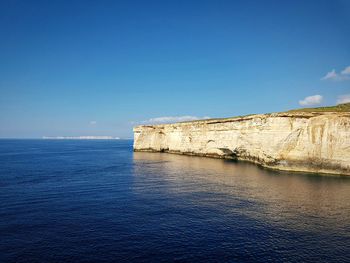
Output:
(133, 111), (350, 175)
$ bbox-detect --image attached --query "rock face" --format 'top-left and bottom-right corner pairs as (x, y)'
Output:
(133, 111), (350, 175)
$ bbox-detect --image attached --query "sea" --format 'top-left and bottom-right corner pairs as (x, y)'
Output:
(0, 139), (349, 263)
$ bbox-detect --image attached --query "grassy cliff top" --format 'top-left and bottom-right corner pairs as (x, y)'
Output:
(178, 103), (350, 124)
(135, 103), (350, 128)
(288, 103), (350, 113)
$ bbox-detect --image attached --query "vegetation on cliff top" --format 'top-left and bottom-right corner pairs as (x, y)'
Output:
(288, 103), (350, 113)
(145, 103), (350, 126)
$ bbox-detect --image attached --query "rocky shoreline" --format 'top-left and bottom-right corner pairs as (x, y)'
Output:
(133, 107), (350, 176)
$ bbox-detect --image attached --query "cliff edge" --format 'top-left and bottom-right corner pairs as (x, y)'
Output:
(133, 104), (350, 175)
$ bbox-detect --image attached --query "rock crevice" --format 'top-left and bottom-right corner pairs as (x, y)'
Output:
(133, 111), (350, 175)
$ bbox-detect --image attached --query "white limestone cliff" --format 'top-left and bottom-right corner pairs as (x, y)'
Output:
(133, 109), (350, 175)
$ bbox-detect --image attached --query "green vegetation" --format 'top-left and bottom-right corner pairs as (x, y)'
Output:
(171, 103), (350, 125)
(288, 103), (350, 113)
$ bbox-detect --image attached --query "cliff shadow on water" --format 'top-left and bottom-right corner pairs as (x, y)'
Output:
(132, 151), (350, 233)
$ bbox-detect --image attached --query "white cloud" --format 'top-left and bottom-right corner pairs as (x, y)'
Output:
(341, 66), (350, 75)
(337, 94), (350, 104)
(321, 66), (350, 81)
(89, 121), (97, 125)
(139, 115), (210, 125)
(299, 95), (323, 106)
(321, 69), (339, 80)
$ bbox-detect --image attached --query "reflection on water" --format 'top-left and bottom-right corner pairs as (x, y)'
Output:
(133, 152), (350, 244)
(1, 140), (349, 263)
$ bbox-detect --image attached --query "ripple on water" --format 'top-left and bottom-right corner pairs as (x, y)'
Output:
(0, 140), (349, 263)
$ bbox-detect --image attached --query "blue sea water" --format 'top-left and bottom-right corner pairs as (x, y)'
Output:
(0, 139), (349, 263)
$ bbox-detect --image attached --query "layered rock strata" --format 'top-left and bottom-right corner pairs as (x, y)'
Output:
(133, 111), (350, 175)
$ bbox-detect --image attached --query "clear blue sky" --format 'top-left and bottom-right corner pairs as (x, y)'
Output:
(1, 0), (349, 138)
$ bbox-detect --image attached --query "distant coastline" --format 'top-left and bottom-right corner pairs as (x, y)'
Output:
(42, 136), (120, 140)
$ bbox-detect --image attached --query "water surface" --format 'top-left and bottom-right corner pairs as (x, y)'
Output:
(0, 140), (349, 262)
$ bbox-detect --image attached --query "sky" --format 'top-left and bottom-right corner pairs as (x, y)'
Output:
(0, 0), (349, 138)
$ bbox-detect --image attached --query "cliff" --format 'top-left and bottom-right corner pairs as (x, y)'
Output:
(133, 104), (350, 175)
